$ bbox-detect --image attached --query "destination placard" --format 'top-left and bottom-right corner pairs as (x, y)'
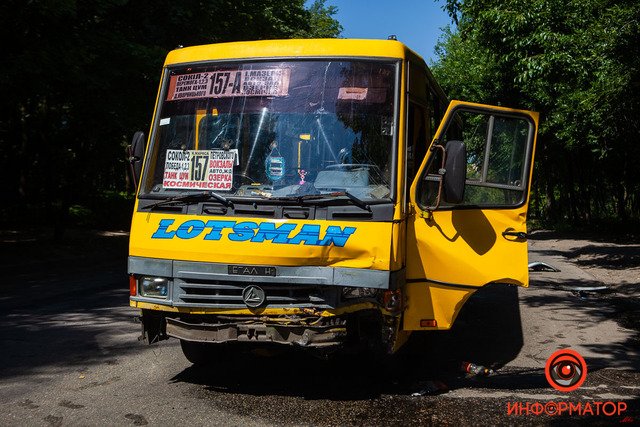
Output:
(166, 69), (291, 101)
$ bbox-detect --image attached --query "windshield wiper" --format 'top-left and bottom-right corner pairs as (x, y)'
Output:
(145, 191), (233, 210)
(332, 191), (371, 212)
(207, 191), (234, 207)
(269, 192), (371, 211)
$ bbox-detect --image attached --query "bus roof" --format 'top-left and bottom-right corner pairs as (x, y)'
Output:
(164, 38), (424, 66)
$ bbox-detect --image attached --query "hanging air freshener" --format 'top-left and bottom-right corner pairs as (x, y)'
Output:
(265, 141), (285, 181)
(298, 169), (307, 185)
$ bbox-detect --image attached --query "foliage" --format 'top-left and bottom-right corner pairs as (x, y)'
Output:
(0, 0), (341, 232)
(298, 0), (343, 38)
(433, 0), (640, 224)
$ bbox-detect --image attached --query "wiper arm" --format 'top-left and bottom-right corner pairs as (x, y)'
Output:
(266, 192), (371, 211)
(207, 191), (233, 207)
(145, 191), (233, 210)
(333, 191), (371, 212)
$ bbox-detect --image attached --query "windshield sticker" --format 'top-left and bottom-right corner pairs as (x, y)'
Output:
(166, 69), (291, 101)
(338, 87), (387, 103)
(338, 87), (368, 101)
(163, 149), (235, 190)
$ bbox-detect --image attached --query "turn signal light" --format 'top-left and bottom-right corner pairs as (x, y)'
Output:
(129, 275), (137, 296)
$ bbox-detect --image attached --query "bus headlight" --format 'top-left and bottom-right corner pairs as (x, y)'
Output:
(139, 277), (169, 298)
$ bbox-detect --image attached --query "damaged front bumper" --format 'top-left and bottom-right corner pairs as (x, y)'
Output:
(138, 304), (401, 354)
(166, 316), (348, 348)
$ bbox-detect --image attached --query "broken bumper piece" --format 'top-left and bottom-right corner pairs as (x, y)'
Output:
(166, 317), (348, 348)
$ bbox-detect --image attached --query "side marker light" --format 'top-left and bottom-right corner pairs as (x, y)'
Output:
(420, 319), (437, 327)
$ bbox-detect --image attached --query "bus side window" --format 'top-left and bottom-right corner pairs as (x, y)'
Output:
(407, 102), (428, 187)
(417, 109), (532, 208)
(429, 90), (445, 139)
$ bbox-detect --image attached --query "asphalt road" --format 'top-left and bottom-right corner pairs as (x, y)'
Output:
(0, 231), (638, 426)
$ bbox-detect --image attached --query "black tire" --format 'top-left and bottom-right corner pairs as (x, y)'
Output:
(180, 340), (228, 366)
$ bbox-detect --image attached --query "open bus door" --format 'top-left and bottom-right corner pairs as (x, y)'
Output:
(404, 100), (539, 331)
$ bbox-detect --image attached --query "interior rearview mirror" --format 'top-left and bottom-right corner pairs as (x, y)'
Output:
(442, 140), (466, 204)
(128, 131), (146, 189)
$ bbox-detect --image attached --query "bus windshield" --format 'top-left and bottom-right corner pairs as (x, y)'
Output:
(141, 60), (397, 201)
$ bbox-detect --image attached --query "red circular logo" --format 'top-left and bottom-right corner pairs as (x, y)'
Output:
(545, 349), (588, 392)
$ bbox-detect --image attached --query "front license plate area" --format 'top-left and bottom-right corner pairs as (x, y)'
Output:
(228, 265), (277, 277)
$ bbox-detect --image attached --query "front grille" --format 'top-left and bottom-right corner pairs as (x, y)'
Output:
(174, 279), (339, 309)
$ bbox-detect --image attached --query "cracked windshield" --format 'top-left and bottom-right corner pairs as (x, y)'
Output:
(142, 60), (397, 201)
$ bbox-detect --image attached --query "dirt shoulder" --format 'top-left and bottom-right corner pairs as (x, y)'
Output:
(528, 229), (640, 291)
(528, 229), (640, 347)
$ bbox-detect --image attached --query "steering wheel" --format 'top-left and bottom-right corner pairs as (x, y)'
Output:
(231, 173), (259, 190)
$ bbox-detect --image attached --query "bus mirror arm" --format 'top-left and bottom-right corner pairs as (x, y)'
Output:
(128, 131), (146, 189)
(424, 140), (466, 211)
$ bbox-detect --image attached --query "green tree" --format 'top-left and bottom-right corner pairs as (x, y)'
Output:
(298, 0), (343, 38)
(433, 0), (640, 224)
(0, 0), (341, 234)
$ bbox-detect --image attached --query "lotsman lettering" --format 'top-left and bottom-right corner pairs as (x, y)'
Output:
(203, 220), (236, 241)
(286, 224), (321, 246)
(150, 219), (356, 246)
(175, 220), (205, 239)
(251, 223), (296, 243)
(228, 222), (258, 242)
(151, 219), (176, 239)
(318, 226), (356, 247)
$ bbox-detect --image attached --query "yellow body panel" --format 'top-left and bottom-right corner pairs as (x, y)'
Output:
(406, 208), (529, 286)
(129, 211), (397, 270)
(165, 39), (410, 66)
(403, 100), (539, 331)
(403, 283), (475, 330)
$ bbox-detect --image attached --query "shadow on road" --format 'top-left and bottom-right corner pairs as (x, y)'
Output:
(529, 230), (640, 272)
(522, 279), (640, 371)
(0, 286), (140, 380)
(533, 246), (640, 272)
(0, 229), (140, 381)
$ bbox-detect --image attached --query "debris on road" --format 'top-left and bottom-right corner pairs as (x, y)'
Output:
(568, 285), (611, 300)
(528, 261), (560, 272)
(461, 362), (494, 377)
(411, 380), (449, 396)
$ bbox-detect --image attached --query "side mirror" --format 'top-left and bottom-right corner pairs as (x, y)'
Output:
(128, 131), (146, 189)
(442, 140), (466, 204)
